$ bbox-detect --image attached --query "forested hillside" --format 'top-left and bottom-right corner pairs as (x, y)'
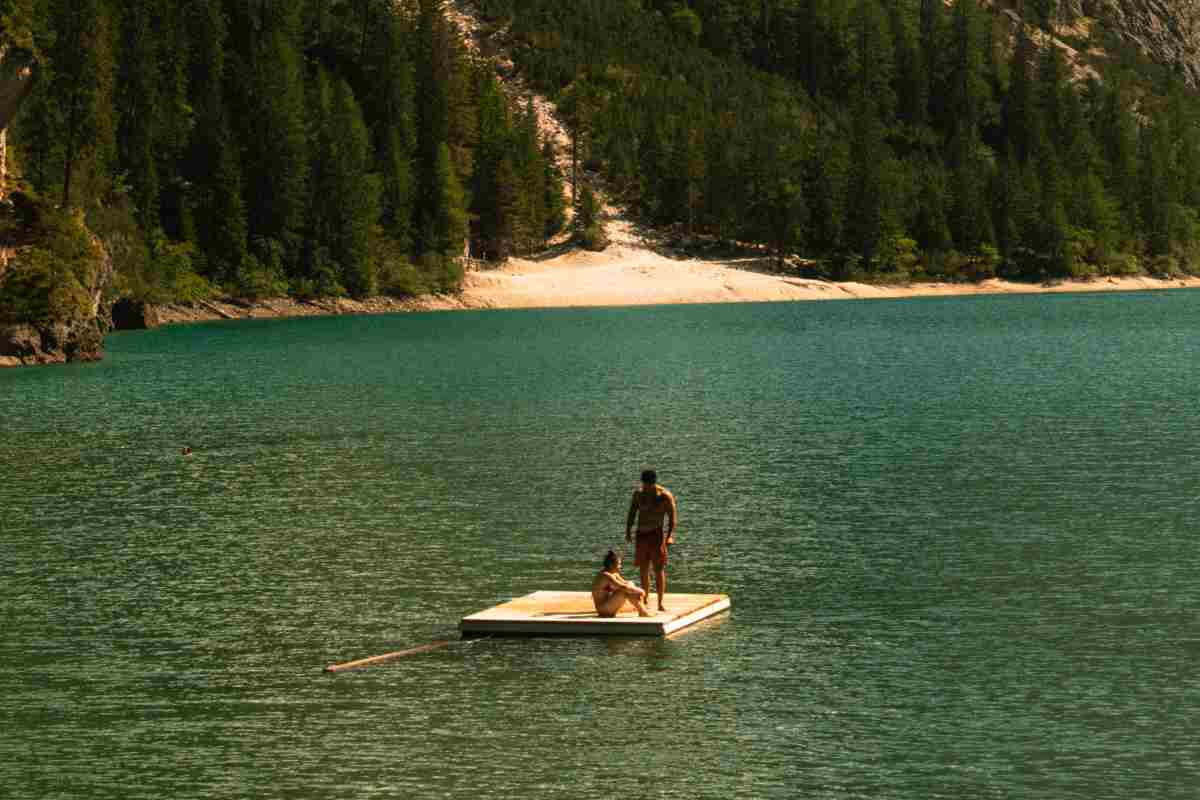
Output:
(478, 0), (1200, 281)
(4, 0), (1200, 346)
(0, 0), (565, 313)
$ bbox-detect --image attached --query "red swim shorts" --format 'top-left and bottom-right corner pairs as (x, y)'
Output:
(635, 528), (669, 568)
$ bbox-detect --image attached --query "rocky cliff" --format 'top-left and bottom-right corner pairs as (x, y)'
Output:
(0, 44), (114, 368)
(1099, 0), (1200, 86)
(0, 206), (114, 368)
(0, 44), (36, 201)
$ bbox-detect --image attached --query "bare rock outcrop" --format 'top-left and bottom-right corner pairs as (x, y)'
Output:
(0, 45), (37, 200)
(0, 211), (114, 368)
(1098, 0), (1200, 86)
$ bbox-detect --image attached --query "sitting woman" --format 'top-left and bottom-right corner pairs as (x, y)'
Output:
(592, 549), (652, 618)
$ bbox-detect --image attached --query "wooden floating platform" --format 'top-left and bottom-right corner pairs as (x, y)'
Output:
(460, 590), (731, 637)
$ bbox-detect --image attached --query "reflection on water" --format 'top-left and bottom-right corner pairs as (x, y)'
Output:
(3, 293), (1200, 798)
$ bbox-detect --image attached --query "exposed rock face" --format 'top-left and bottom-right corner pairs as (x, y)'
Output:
(0, 316), (104, 366)
(0, 214), (113, 368)
(1099, 0), (1200, 86)
(0, 45), (37, 200)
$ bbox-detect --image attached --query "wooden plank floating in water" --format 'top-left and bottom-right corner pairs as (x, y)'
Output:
(459, 591), (731, 637)
(324, 640), (453, 673)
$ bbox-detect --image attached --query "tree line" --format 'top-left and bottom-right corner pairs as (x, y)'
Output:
(479, 0), (1200, 281)
(1, 0), (567, 304)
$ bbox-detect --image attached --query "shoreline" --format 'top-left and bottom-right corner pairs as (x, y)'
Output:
(146, 221), (1200, 325)
(146, 264), (1200, 328)
(8, 255), (1199, 368)
(149, 293), (473, 326)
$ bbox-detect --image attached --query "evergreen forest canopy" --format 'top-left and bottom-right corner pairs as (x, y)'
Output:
(0, 0), (566, 307)
(4, 0), (1200, 315)
(480, 0), (1200, 281)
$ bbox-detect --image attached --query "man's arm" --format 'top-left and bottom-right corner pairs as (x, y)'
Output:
(665, 489), (677, 542)
(625, 490), (639, 539)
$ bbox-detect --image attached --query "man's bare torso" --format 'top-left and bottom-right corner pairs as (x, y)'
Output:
(631, 485), (674, 532)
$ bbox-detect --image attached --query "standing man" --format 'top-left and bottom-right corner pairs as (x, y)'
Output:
(625, 469), (677, 612)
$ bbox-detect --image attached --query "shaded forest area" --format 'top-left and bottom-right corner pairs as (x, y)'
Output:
(480, 0), (1200, 281)
(0, 0), (566, 315)
(6, 0), (1200, 323)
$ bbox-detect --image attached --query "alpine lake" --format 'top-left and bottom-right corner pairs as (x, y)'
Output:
(3, 290), (1198, 798)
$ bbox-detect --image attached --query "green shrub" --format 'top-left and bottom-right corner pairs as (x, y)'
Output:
(0, 251), (55, 323)
(576, 223), (609, 251)
(377, 257), (428, 298)
(0, 208), (101, 324)
(961, 245), (1001, 282)
(234, 254), (288, 300)
(236, 238), (290, 299)
(1098, 252), (1141, 276)
(418, 252), (465, 293)
(873, 235), (919, 281)
(290, 265), (345, 300)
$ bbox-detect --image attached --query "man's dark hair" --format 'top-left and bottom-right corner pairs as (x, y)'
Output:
(641, 469), (657, 484)
(603, 549), (619, 570)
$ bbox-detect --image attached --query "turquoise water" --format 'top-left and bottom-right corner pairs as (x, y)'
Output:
(3, 292), (1199, 798)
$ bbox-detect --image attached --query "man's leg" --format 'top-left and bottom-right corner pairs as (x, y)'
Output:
(639, 562), (651, 604)
(654, 564), (667, 610)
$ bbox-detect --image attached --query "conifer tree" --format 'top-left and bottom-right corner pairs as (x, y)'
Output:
(891, 2), (927, 130)
(117, 0), (161, 231)
(912, 158), (953, 254)
(847, 0), (899, 267)
(328, 78), (380, 297)
(919, 0), (948, 132)
(574, 179), (605, 250)
(761, 174), (806, 267)
(43, 0), (116, 208)
(185, 0), (248, 285)
(242, 12), (309, 265)
(803, 135), (849, 256)
(1093, 80), (1140, 239)
(679, 123), (706, 236)
(1062, 84), (1118, 258)
(427, 141), (468, 258)
(1168, 90), (1200, 211)
(154, 3), (194, 240)
(992, 145), (1020, 261)
(541, 139), (567, 244)
(851, 0), (895, 126)
(703, 130), (744, 242)
(1037, 43), (1070, 157)
(635, 119), (666, 222)
(1004, 26), (1042, 165)
(470, 66), (513, 259)
(194, 115), (249, 285)
(795, 0), (852, 103)
(514, 100), (547, 253)
(15, 71), (63, 197)
(1009, 160), (1045, 276)
(305, 68), (338, 289)
(414, 0), (459, 256)
(1140, 118), (1176, 259)
(949, 132), (995, 253)
(368, 10), (417, 251)
(947, 0), (989, 142)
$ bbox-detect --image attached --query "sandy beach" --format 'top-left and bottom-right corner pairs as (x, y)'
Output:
(452, 219), (1200, 310)
(154, 219), (1200, 325)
